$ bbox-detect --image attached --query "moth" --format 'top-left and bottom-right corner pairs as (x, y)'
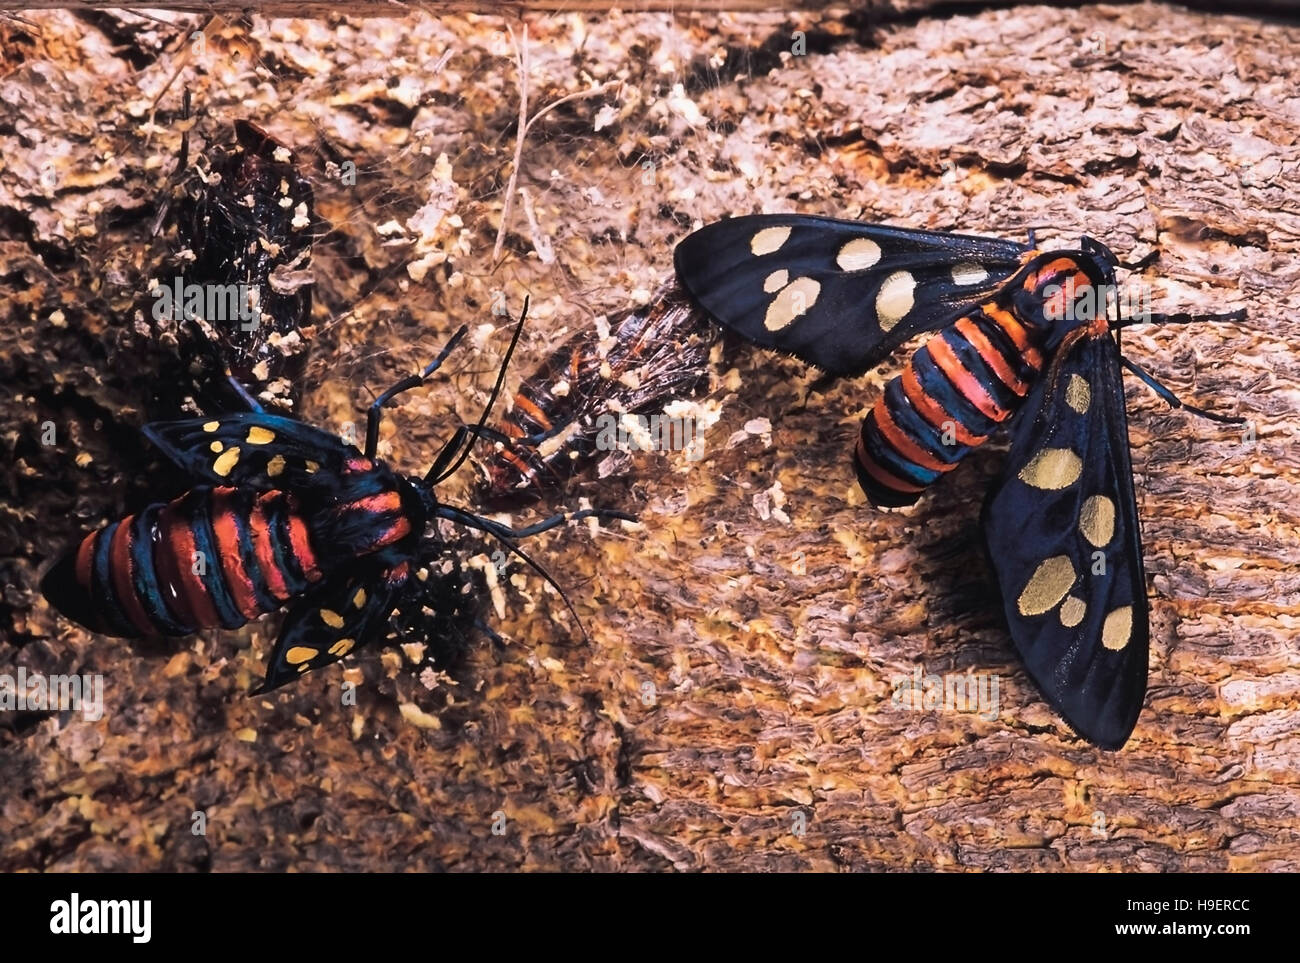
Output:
(477, 283), (711, 506)
(42, 304), (632, 692)
(675, 213), (1244, 748)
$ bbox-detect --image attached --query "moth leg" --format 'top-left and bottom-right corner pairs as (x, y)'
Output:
(423, 422), (528, 485)
(363, 326), (469, 458)
(224, 371), (265, 414)
(474, 618), (506, 650)
(437, 504), (634, 539)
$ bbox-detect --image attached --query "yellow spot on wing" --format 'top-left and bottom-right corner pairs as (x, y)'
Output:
(320, 609), (344, 628)
(763, 277), (821, 332)
(329, 638), (355, 657)
(1018, 448), (1081, 490)
(1017, 555), (1076, 616)
(285, 646), (316, 665)
(836, 238), (881, 271)
(246, 426), (276, 445)
(1066, 374), (1091, 414)
(1102, 606), (1133, 650)
(209, 440), (224, 453)
(763, 269), (789, 294)
(352, 587), (367, 608)
(1059, 595), (1087, 627)
(212, 446), (241, 477)
(750, 226), (792, 256)
(266, 454), (286, 477)
(203, 421), (220, 433)
(951, 262), (988, 286)
(305, 460), (320, 474)
(875, 271), (916, 332)
(1079, 495), (1116, 547)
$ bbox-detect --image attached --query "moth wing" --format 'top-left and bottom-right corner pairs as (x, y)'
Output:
(674, 213), (1029, 376)
(143, 414), (357, 492)
(255, 562), (411, 692)
(982, 331), (1148, 749)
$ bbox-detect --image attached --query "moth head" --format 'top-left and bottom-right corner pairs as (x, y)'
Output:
(410, 476), (441, 529)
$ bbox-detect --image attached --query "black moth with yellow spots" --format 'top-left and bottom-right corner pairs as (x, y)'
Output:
(42, 310), (632, 692)
(675, 214), (1244, 749)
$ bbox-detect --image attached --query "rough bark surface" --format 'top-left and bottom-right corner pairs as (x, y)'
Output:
(1, 4), (1297, 871)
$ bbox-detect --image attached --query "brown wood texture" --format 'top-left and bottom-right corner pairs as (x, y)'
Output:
(7, 1), (1300, 17)
(1, 4), (1297, 871)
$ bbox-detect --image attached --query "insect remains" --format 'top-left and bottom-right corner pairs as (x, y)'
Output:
(476, 283), (712, 506)
(152, 96), (319, 412)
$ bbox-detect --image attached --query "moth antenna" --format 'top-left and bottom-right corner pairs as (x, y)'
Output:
(430, 295), (530, 485)
(1119, 356), (1245, 425)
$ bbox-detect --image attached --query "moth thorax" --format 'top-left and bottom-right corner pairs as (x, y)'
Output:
(1022, 258), (1113, 332)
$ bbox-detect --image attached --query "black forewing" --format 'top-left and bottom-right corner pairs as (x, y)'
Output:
(981, 331), (1149, 750)
(673, 214), (1030, 376)
(142, 413), (355, 493)
(256, 561), (410, 691)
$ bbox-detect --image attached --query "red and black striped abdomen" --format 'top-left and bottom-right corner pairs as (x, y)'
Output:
(42, 486), (325, 638)
(856, 302), (1046, 506)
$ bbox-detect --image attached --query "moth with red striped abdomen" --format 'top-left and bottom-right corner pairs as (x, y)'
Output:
(674, 213), (1244, 749)
(41, 304), (632, 692)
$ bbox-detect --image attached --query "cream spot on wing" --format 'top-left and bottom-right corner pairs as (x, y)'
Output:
(750, 226), (792, 256)
(209, 440), (224, 453)
(763, 277), (821, 331)
(875, 271), (916, 332)
(266, 454), (286, 477)
(213, 446), (241, 477)
(203, 421), (220, 433)
(286, 646), (316, 665)
(951, 262), (988, 286)
(329, 638), (355, 657)
(320, 609), (344, 628)
(1079, 495), (1116, 547)
(305, 460), (320, 474)
(246, 426), (276, 445)
(1066, 374), (1091, 414)
(836, 238), (882, 271)
(1102, 606), (1133, 651)
(763, 269), (789, 294)
(1017, 555), (1077, 617)
(1018, 448), (1082, 490)
(1059, 595), (1087, 628)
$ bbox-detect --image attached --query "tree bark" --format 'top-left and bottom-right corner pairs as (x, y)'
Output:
(1, 3), (1296, 871)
